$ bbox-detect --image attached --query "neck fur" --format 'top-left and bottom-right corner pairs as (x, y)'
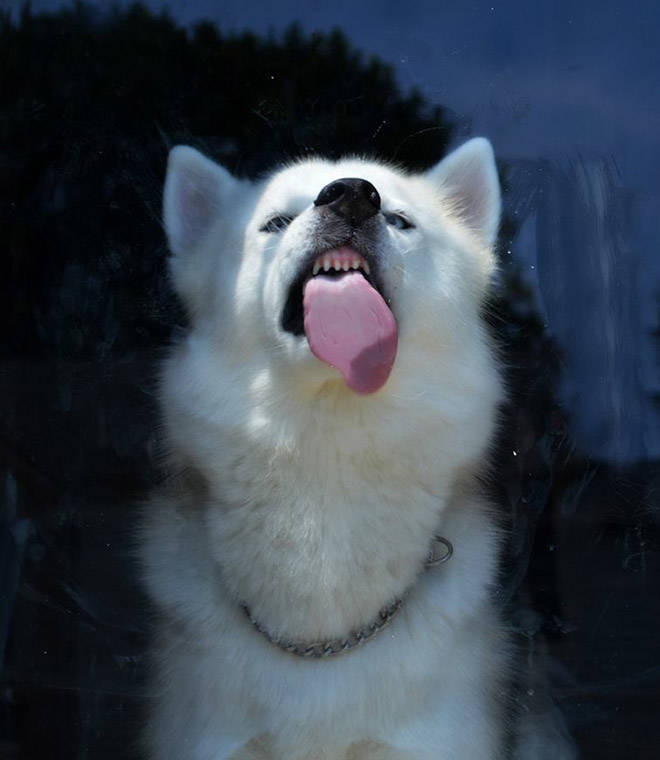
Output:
(163, 344), (498, 642)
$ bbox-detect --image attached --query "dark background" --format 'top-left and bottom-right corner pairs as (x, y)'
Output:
(1, 2), (659, 758)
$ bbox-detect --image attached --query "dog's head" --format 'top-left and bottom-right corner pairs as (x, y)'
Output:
(163, 139), (500, 409)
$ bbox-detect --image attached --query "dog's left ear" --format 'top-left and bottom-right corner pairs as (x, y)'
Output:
(426, 138), (500, 248)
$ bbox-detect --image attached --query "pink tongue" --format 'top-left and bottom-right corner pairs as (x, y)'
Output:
(303, 272), (398, 394)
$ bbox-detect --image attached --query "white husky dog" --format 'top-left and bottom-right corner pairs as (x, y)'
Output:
(141, 138), (509, 759)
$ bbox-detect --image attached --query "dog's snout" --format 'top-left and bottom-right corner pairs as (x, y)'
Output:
(314, 178), (381, 227)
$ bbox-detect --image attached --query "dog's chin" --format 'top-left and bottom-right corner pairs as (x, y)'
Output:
(271, 329), (403, 404)
(269, 338), (348, 396)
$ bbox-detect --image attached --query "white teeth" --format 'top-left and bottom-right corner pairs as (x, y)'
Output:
(312, 254), (371, 276)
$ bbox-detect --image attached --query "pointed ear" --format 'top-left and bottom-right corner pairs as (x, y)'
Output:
(426, 138), (500, 247)
(163, 146), (237, 255)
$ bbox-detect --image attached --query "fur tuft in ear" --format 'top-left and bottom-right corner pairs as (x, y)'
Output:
(426, 138), (501, 248)
(163, 146), (237, 256)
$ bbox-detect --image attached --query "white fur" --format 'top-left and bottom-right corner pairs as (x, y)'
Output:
(141, 139), (509, 759)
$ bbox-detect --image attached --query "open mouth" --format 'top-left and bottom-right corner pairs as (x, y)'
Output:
(281, 248), (379, 336)
(311, 250), (371, 277)
(282, 246), (398, 395)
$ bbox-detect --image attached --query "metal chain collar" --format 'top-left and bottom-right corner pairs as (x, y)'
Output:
(243, 535), (453, 659)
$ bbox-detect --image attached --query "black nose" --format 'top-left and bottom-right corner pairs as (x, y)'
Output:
(314, 177), (381, 227)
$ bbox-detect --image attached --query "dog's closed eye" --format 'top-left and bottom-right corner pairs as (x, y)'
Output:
(384, 211), (415, 230)
(260, 215), (295, 233)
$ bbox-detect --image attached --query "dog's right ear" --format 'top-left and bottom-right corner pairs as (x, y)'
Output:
(163, 146), (237, 256)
